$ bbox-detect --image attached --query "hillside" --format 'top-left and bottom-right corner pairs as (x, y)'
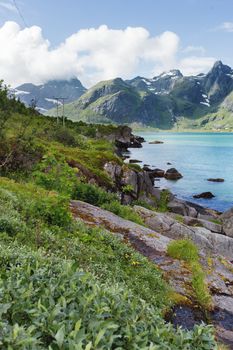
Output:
(2, 81), (233, 348)
(48, 61), (233, 130)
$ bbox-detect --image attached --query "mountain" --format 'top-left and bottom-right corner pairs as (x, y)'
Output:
(127, 69), (183, 95)
(47, 62), (233, 129)
(11, 78), (86, 113)
(53, 78), (175, 128)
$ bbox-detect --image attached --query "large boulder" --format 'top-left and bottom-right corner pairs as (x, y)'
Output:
(165, 168), (183, 180)
(221, 208), (233, 238)
(167, 198), (198, 218)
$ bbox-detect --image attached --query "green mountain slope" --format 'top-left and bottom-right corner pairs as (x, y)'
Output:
(48, 61), (233, 130)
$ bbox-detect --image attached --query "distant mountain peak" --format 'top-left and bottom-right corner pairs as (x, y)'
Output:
(13, 78), (86, 113)
(211, 60), (232, 74)
(157, 69), (183, 79)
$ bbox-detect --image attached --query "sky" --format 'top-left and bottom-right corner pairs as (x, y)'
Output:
(0, 0), (232, 87)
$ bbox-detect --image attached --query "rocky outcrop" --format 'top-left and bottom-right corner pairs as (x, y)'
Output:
(183, 216), (223, 234)
(221, 208), (233, 238)
(133, 205), (233, 259)
(70, 200), (170, 253)
(167, 199), (197, 217)
(165, 168), (183, 180)
(70, 199), (233, 346)
(104, 161), (155, 205)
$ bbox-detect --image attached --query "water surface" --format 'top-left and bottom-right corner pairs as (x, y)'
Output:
(129, 132), (233, 212)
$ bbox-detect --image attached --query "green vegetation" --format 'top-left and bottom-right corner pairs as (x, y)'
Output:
(157, 189), (170, 212)
(0, 83), (217, 348)
(101, 200), (144, 225)
(0, 179), (216, 349)
(167, 240), (212, 309)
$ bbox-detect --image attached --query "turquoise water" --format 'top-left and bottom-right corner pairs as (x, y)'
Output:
(129, 132), (233, 212)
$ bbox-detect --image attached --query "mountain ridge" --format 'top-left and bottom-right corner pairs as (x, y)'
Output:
(13, 61), (233, 130)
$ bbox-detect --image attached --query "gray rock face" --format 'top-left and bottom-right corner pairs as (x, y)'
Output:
(70, 200), (233, 346)
(70, 200), (170, 253)
(134, 206), (233, 259)
(168, 199), (198, 218)
(221, 207), (233, 238)
(183, 216), (223, 234)
(104, 162), (154, 204)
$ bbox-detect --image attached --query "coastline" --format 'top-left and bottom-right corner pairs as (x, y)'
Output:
(127, 131), (233, 213)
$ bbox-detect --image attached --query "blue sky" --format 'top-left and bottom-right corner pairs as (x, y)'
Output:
(0, 0), (232, 86)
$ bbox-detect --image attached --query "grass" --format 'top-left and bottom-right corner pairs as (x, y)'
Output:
(157, 190), (170, 212)
(0, 179), (217, 349)
(167, 239), (212, 310)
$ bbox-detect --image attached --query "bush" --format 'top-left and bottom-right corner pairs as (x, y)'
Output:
(167, 239), (199, 262)
(0, 243), (217, 349)
(73, 182), (118, 206)
(33, 153), (77, 195)
(0, 178), (72, 229)
(101, 200), (144, 225)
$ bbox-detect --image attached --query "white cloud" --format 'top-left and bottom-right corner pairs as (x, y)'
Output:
(178, 56), (216, 76)
(183, 45), (206, 55)
(0, 21), (216, 87)
(0, 1), (16, 12)
(216, 22), (233, 33)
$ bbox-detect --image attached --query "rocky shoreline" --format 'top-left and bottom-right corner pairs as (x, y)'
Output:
(103, 127), (233, 347)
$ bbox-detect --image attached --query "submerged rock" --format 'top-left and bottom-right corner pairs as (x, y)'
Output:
(207, 178), (225, 182)
(149, 140), (164, 144)
(193, 192), (215, 199)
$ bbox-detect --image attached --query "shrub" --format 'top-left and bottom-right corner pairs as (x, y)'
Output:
(167, 239), (199, 263)
(0, 243), (217, 349)
(0, 178), (72, 229)
(73, 182), (118, 206)
(158, 189), (170, 212)
(167, 239), (212, 309)
(33, 153), (77, 195)
(101, 200), (144, 225)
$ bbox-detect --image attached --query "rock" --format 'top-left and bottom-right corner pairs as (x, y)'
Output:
(165, 168), (183, 180)
(104, 162), (122, 185)
(207, 178), (225, 182)
(183, 216), (223, 234)
(167, 162), (172, 165)
(187, 206), (198, 218)
(167, 200), (188, 216)
(193, 192), (215, 199)
(150, 168), (165, 178)
(221, 208), (233, 238)
(149, 140), (164, 144)
(70, 200), (170, 254)
(133, 205), (233, 258)
(121, 168), (138, 199)
(143, 165), (153, 172)
(129, 159), (142, 163)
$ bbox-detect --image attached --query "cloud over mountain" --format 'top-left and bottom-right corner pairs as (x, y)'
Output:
(0, 21), (215, 87)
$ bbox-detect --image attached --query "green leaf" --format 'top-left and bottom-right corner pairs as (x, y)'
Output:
(55, 326), (65, 349)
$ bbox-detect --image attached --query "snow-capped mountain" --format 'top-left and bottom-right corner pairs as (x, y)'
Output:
(11, 78), (86, 113)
